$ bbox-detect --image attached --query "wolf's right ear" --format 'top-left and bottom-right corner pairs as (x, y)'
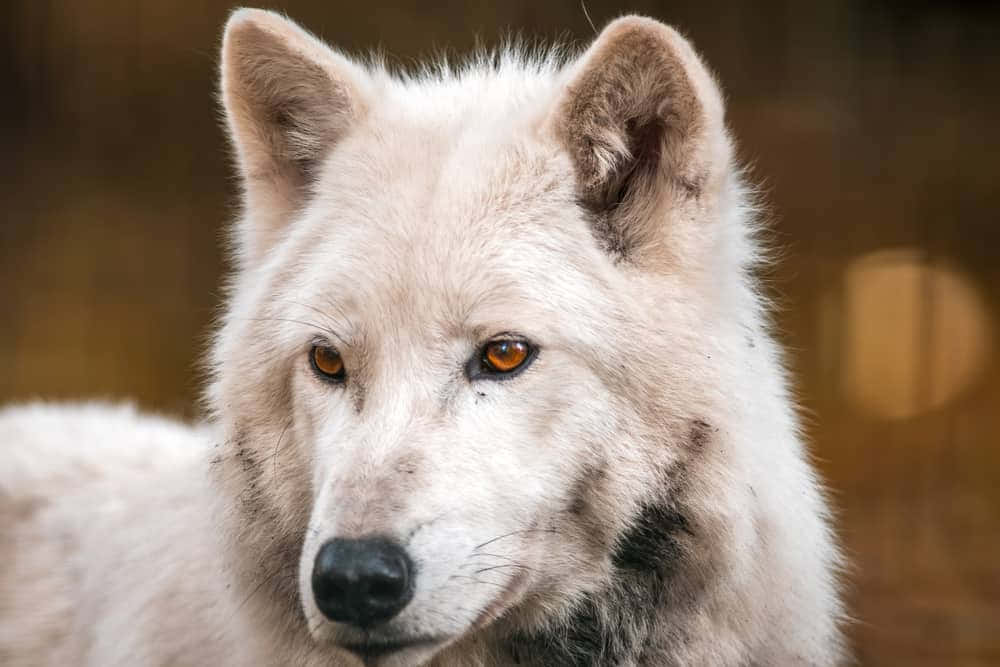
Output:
(220, 9), (367, 264)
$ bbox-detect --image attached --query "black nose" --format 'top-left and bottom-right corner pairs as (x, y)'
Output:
(311, 537), (414, 628)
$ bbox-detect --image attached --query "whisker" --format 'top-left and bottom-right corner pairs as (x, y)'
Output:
(269, 419), (293, 480)
(473, 563), (536, 575)
(466, 551), (524, 563)
(449, 575), (510, 590)
(473, 528), (558, 551)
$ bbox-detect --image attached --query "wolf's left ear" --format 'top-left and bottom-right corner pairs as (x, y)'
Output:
(548, 17), (731, 261)
(220, 9), (367, 264)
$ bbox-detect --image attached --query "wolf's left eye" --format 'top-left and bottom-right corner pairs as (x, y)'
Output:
(310, 344), (345, 383)
(469, 339), (537, 380)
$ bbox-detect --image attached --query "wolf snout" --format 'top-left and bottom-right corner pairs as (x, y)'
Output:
(311, 537), (414, 628)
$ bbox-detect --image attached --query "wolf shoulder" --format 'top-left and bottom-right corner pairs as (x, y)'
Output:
(0, 403), (249, 666)
(0, 402), (211, 498)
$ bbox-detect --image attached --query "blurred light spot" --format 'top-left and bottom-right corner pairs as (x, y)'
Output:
(840, 248), (991, 420)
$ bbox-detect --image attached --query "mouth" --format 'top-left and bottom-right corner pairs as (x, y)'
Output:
(338, 636), (445, 664)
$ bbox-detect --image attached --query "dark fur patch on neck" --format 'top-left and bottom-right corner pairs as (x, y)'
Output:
(612, 502), (692, 573)
(504, 500), (696, 666)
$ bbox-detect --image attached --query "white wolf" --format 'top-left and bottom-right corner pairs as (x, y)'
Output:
(0, 9), (844, 666)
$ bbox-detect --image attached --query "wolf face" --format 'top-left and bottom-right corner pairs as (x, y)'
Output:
(212, 10), (842, 667)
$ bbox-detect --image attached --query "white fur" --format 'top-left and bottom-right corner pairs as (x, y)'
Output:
(1, 10), (844, 666)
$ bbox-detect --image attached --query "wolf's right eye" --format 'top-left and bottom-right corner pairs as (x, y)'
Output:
(310, 344), (345, 383)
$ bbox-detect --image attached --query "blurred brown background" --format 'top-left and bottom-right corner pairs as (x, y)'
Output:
(2, 1), (998, 664)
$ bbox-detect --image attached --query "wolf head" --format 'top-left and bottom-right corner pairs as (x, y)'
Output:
(211, 9), (840, 667)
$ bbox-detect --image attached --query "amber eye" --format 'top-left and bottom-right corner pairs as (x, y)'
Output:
(477, 339), (536, 378)
(310, 344), (345, 382)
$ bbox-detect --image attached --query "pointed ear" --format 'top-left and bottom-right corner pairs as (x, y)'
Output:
(548, 16), (731, 261)
(220, 9), (367, 263)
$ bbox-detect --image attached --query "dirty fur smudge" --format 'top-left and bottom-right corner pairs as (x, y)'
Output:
(506, 498), (697, 666)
